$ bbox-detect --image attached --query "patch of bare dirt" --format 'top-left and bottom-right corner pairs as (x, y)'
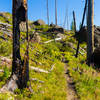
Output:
(64, 64), (79, 100)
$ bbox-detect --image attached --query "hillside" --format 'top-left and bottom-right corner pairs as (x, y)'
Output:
(0, 12), (100, 100)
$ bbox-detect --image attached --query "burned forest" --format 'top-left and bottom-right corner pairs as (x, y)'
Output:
(0, 0), (100, 100)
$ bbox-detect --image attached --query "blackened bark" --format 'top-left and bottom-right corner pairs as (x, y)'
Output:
(12, 0), (29, 89)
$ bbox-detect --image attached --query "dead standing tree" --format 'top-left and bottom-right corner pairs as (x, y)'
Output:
(63, 4), (69, 30)
(74, 0), (88, 57)
(87, 0), (94, 65)
(55, 0), (57, 25)
(0, 0), (29, 92)
(12, 0), (29, 89)
(47, 0), (49, 25)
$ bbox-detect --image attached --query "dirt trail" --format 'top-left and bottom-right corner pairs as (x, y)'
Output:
(64, 64), (79, 100)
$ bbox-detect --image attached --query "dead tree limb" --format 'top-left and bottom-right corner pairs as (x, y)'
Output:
(49, 64), (55, 72)
(30, 64), (55, 73)
(30, 66), (49, 73)
(44, 37), (62, 44)
(0, 56), (11, 65)
(31, 78), (44, 83)
(0, 70), (4, 73)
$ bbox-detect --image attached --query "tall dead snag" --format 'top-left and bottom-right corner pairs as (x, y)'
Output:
(63, 4), (69, 30)
(87, 0), (94, 65)
(47, 0), (49, 25)
(12, 0), (29, 89)
(75, 0), (88, 57)
(0, 0), (29, 92)
(55, 0), (57, 25)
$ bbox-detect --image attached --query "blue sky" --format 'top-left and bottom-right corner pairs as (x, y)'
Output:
(0, 0), (100, 29)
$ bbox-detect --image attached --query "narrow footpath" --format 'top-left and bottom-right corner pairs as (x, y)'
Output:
(64, 64), (79, 100)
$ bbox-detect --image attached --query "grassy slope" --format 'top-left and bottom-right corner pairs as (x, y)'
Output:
(0, 13), (67, 100)
(0, 13), (100, 100)
(63, 34), (100, 100)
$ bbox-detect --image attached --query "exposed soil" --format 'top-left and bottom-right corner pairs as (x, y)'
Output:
(64, 64), (79, 100)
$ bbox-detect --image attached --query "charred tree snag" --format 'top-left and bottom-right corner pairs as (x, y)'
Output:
(75, 0), (88, 58)
(81, 0), (88, 30)
(0, 0), (29, 92)
(87, 0), (94, 65)
(12, 0), (29, 89)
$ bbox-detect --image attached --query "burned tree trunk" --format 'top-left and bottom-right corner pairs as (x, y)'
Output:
(12, 0), (29, 89)
(87, 0), (94, 65)
(0, 0), (29, 92)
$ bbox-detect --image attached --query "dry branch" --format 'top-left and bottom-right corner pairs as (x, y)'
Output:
(30, 64), (55, 73)
(30, 66), (49, 73)
(0, 22), (11, 27)
(44, 37), (62, 44)
(49, 64), (55, 72)
(0, 56), (11, 64)
(0, 69), (4, 73)
(31, 78), (44, 83)
(0, 36), (7, 40)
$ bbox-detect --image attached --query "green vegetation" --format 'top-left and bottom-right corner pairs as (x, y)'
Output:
(0, 40), (12, 56)
(0, 12), (12, 24)
(63, 35), (100, 100)
(0, 39), (67, 100)
(0, 12), (100, 100)
(0, 13), (67, 100)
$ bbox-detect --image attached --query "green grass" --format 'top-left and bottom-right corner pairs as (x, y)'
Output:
(0, 39), (12, 56)
(0, 12), (12, 24)
(0, 26), (67, 100)
(64, 41), (100, 100)
(0, 13), (100, 100)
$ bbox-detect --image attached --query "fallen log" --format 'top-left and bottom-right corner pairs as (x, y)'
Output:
(3, 32), (12, 38)
(49, 64), (55, 72)
(31, 78), (44, 83)
(0, 69), (4, 73)
(44, 37), (62, 44)
(30, 66), (49, 73)
(0, 22), (12, 27)
(0, 36), (7, 40)
(80, 47), (86, 53)
(73, 48), (85, 55)
(0, 31), (12, 38)
(0, 56), (11, 65)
